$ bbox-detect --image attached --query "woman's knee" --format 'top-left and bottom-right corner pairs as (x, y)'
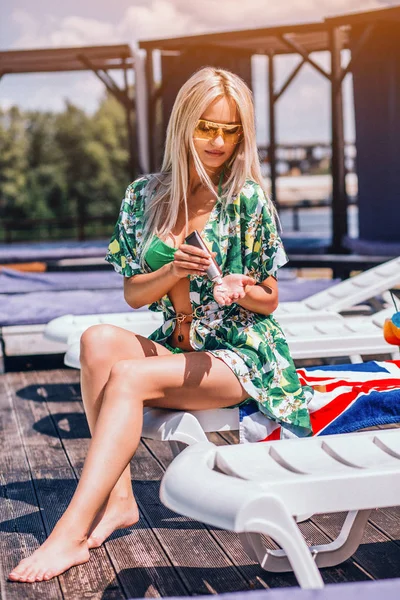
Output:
(108, 358), (152, 394)
(80, 324), (127, 367)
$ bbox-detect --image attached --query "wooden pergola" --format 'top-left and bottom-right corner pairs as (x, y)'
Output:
(0, 44), (139, 177)
(139, 7), (394, 253)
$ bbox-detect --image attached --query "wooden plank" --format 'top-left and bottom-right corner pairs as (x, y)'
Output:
(32, 467), (125, 600)
(143, 436), (278, 590)
(30, 369), (90, 472)
(128, 435), (260, 594)
(0, 470), (63, 600)
(1, 369), (126, 599)
(3, 328), (67, 357)
(36, 369), (187, 598)
(147, 433), (369, 587)
(312, 512), (400, 580)
(4, 367), (398, 596)
(5, 371), (71, 469)
(134, 478), (257, 595)
(105, 514), (189, 598)
(369, 506), (400, 542)
(0, 377), (30, 472)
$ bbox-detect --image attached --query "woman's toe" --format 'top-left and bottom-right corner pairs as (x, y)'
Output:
(18, 561), (31, 575)
(35, 568), (47, 581)
(23, 567), (37, 582)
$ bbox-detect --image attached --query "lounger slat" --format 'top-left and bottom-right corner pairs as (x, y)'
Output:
(321, 437), (400, 469)
(210, 431), (400, 483)
(312, 322), (362, 335)
(268, 443), (358, 476)
(349, 274), (379, 288)
(213, 439), (353, 480)
(373, 432), (400, 459)
(304, 257), (400, 312)
(377, 260), (400, 276)
(215, 447), (299, 481)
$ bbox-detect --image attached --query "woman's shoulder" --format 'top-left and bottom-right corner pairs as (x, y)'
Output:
(125, 175), (153, 199)
(122, 175), (157, 216)
(239, 179), (269, 211)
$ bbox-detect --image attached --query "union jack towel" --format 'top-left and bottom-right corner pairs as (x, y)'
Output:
(239, 360), (400, 443)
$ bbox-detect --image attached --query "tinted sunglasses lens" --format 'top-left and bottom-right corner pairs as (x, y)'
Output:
(194, 121), (218, 140)
(223, 127), (242, 144)
(194, 121), (242, 144)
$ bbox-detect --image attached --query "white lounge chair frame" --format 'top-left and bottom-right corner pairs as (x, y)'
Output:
(60, 305), (399, 458)
(63, 306), (399, 370)
(274, 255), (400, 316)
(159, 429), (400, 589)
(44, 256), (400, 345)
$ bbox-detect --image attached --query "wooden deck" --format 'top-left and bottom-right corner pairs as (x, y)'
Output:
(1, 367), (400, 599)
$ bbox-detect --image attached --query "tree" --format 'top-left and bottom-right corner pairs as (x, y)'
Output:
(0, 91), (132, 240)
(0, 107), (28, 219)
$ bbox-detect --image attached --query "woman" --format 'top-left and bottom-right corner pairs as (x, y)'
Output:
(9, 67), (312, 583)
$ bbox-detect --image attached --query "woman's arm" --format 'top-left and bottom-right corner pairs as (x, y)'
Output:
(236, 276), (279, 316)
(124, 264), (180, 309)
(123, 244), (212, 309)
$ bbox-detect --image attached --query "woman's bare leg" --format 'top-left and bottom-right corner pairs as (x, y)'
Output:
(9, 351), (247, 582)
(79, 324), (171, 548)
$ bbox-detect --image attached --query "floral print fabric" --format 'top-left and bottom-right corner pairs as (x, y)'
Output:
(106, 176), (313, 439)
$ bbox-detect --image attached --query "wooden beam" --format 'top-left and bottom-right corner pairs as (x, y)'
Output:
(145, 49), (156, 172)
(268, 53), (279, 209)
(329, 26), (348, 252)
(0, 59), (134, 75)
(123, 58), (137, 179)
(339, 23), (375, 84)
(0, 45), (132, 64)
(139, 21), (331, 51)
(281, 34), (331, 80)
(77, 54), (130, 109)
(274, 58), (306, 101)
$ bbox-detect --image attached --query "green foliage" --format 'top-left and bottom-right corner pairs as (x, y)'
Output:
(0, 107), (29, 219)
(0, 92), (132, 241)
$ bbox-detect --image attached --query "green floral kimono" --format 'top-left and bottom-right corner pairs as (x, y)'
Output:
(106, 176), (313, 438)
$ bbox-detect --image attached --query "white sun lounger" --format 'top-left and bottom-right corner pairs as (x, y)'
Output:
(275, 255), (400, 316)
(44, 256), (400, 345)
(159, 428), (400, 589)
(63, 306), (399, 370)
(44, 310), (164, 344)
(61, 306), (399, 463)
(281, 307), (399, 363)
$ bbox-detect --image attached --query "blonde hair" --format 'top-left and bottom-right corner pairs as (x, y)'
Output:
(141, 66), (276, 262)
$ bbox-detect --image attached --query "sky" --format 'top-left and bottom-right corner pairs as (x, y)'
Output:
(0, 0), (398, 143)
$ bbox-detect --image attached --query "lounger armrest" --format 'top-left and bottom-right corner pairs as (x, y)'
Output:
(160, 442), (270, 532)
(142, 409), (209, 445)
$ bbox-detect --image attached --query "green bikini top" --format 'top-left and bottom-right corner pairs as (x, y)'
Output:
(145, 172), (224, 272)
(145, 236), (177, 271)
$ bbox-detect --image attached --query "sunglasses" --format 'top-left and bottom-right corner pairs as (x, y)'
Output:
(194, 119), (243, 144)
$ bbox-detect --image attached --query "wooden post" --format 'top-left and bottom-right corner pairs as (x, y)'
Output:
(123, 59), (137, 180)
(268, 53), (278, 208)
(145, 49), (156, 172)
(330, 26), (348, 252)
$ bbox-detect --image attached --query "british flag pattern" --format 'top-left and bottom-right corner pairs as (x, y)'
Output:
(239, 360), (400, 443)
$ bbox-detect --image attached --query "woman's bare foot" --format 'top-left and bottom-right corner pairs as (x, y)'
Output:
(8, 533), (89, 583)
(88, 495), (139, 549)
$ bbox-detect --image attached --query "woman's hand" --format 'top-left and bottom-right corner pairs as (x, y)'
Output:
(169, 243), (212, 278)
(213, 274), (256, 306)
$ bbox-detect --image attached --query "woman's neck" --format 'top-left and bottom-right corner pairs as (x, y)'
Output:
(188, 161), (223, 194)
